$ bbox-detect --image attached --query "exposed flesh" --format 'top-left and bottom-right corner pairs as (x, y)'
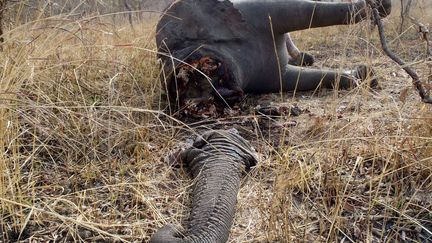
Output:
(171, 56), (244, 116)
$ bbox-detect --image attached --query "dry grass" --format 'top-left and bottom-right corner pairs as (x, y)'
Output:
(1, 3), (431, 243)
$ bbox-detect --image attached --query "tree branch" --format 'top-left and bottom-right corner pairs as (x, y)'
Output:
(406, 15), (431, 56)
(366, 0), (432, 104)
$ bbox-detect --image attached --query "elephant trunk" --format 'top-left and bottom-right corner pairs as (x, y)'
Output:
(184, 140), (251, 242)
(150, 129), (257, 243)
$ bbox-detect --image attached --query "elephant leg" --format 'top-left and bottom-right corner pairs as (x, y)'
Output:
(286, 34), (315, 67)
(275, 0), (367, 32)
(238, 0), (391, 34)
(278, 64), (376, 92)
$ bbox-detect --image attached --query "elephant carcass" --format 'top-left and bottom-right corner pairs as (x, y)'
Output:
(156, 0), (391, 112)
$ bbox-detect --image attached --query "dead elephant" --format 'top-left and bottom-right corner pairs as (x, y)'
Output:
(152, 0), (392, 242)
(156, 0), (391, 108)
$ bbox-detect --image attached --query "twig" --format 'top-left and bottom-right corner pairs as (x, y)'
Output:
(366, 0), (432, 104)
(406, 16), (431, 56)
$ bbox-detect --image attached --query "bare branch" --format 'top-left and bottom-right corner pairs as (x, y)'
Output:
(406, 15), (431, 56)
(366, 0), (432, 104)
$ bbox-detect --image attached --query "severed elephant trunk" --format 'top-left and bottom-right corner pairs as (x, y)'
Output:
(150, 129), (257, 243)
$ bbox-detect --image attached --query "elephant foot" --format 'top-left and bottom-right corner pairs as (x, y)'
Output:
(353, 65), (379, 88)
(343, 65), (379, 89)
(288, 52), (315, 67)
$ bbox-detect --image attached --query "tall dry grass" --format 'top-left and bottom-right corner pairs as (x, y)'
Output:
(0, 8), (189, 241)
(0, 2), (431, 242)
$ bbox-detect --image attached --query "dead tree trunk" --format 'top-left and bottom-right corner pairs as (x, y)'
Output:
(0, 0), (7, 48)
(138, 1), (143, 20)
(399, 0), (414, 34)
(123, 0), (134, 31)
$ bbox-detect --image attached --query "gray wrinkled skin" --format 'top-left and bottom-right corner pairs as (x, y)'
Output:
(156, 0), (391, 103)
(150, 130), (258, 243)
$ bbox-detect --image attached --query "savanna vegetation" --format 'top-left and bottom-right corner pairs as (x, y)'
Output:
(0, 0), (431, 242)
